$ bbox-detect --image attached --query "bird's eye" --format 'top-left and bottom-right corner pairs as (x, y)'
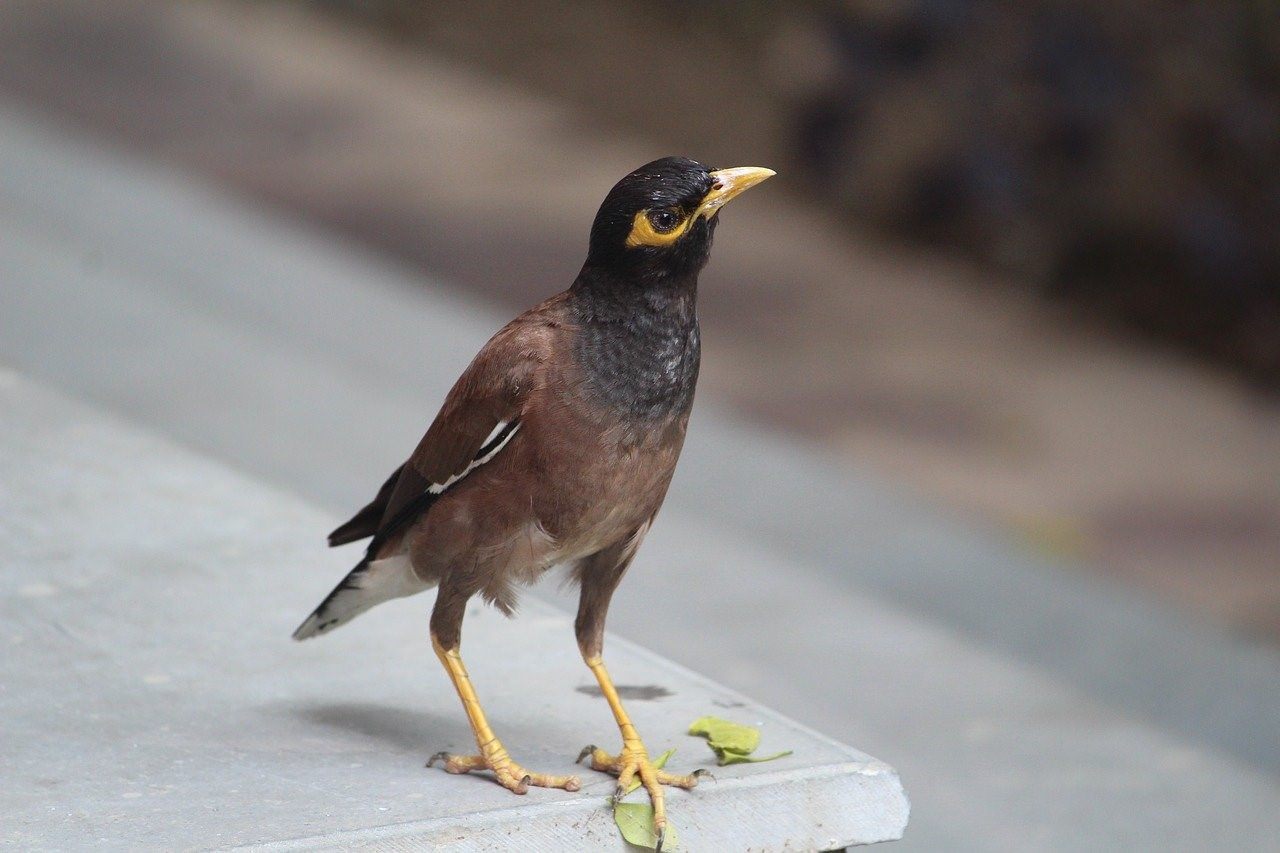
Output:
(647, 209), (681, 233)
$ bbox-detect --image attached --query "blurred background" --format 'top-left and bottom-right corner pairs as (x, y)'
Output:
(2, 0), (1278, 848)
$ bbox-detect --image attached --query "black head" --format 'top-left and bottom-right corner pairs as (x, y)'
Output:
(585, 157), (774, 282)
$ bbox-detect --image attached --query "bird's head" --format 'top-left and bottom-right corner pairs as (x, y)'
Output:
(586, 157), (774, 282)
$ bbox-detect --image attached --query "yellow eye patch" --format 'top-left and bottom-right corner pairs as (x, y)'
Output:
(625, 208), (693, 248)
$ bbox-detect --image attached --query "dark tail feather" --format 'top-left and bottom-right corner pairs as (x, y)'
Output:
(327, 463), (404, 546)
(328, 509), (379, 547)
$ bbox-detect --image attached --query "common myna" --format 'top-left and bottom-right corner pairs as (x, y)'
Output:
(293, 156), (774, 845)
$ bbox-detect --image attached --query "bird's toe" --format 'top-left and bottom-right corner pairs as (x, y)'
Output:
(427, 747), (579, 792)
(657, 766), (709, 788)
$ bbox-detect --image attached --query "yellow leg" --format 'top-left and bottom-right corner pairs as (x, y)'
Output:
(578, 656), (705, 848)
(427, 633), (580, 794)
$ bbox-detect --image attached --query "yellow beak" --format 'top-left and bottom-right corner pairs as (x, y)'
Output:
(697, 166), (776, 219)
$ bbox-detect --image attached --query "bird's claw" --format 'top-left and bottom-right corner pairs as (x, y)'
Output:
(691, 767), (715, 782)
(427, 748), (580, 793)
(655, 826), (666, 852)
(576, 744), (597, 765)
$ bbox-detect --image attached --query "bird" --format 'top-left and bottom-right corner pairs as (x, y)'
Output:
(293, 156), (774, 847)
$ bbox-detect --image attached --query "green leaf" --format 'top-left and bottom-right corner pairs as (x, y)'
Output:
(623, 747), (675, 796)
(688, 716), (791, 766)
(614, 802), (679, 850)
(687, 716), (760, 755)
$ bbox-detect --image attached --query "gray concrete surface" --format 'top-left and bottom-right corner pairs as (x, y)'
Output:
(3, 104), (1280, 849)
(0, 375), (908, 850)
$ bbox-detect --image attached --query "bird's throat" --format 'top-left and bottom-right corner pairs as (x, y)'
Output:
(569, 271), (701, 424)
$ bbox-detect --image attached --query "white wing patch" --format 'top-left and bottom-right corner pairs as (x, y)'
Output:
(427, 420), (520, 496)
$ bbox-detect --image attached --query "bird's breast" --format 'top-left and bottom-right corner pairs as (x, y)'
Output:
(571, 312), (701, 425)
(523, 400), (688, 552)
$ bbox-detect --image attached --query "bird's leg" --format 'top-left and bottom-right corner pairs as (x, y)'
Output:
(577, 654), (702, 846)
(572, 542), (702, 849)
(428, 631), (581, 793)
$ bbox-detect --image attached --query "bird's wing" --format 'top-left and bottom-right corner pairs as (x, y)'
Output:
(328, 311), (553, 552)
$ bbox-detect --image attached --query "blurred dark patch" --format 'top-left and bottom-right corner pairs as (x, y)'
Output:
(787, 1), (1280, 386)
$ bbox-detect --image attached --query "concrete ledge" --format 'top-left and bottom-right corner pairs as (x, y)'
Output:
(0, 373), (908, 850)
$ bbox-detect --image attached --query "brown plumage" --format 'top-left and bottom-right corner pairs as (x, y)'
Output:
(293, 157), (773, 848)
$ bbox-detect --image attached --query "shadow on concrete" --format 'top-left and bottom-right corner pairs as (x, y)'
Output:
(289, 701), (462, 754)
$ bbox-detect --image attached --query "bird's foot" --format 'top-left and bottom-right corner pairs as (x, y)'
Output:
(576, 743), (708, 798)
(576, 742), (709, 850)
(428, 743), (581, 794)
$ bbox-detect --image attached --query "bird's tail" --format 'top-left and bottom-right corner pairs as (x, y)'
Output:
(292, 555), (432, 640)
